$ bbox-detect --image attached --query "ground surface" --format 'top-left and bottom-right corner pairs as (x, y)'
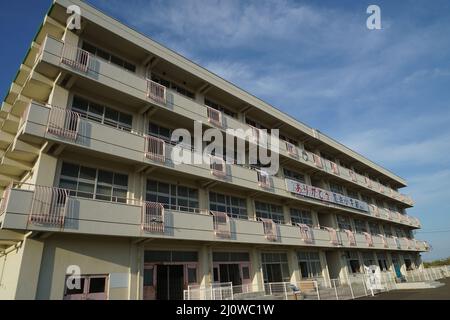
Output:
(358, 278), (450, 300)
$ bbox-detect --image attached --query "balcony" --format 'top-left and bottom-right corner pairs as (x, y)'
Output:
(18, 101), (421, 230)
(0, 184), (429, 251)
(36, 36), (414, 207)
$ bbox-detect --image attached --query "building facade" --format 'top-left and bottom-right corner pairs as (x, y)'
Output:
(0, 0), (428, 300)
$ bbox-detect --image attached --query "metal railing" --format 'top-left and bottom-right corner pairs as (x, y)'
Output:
(285, 141), (298, 157)
(260, 218), (278, 241)
(211, 211), (231, 238)
(61, 43), (91, 73)
(344, 229), (356, 246)
(144, 135), (166, 162)
(297, 223), (314, 243)
(323, 226), (339, 245)
(28, 185), (69, 226)
(141, 201), (164, 233)
(210, 156), (227, 177)
(363, 232), (374, 247)
(206, 106), (223, 127)
(146, 79), (166, 104)
(257, 169), (271, 188)
(46, 105), (80, 141)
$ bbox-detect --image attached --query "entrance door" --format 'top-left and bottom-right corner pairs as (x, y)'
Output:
(264, 264), (283, 283)
(219, 264), (242, 285)
(156, 265), (184, 300)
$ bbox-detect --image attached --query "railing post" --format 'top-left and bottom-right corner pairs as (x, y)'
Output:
(314, 281), (320, 300)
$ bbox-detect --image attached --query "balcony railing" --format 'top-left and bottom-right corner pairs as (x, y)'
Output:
(297, 223), (314, 243)
(61, 43), (91, 73)
(260, 218), (277, 241)
(285, 141), (298, 158)
(211, 211), (231, 238)
(324, 227), (339, 245)
(362, 232), (374, 247)
(46, 106), (80, 141)
(330, 161), (340, 175)
(344, 229), (356, 246)
(141, 202), (164, 233)
(257, 170), (271, 189)
(210, 156), (227, 177)
(146, 79), (166, 104)
(206, 107), (223, 127)
(28, 185), (69, 226)
(145, 135), (166, 162)
(312, 154), (323, 168)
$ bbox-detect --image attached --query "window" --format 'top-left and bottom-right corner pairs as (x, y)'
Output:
(151, 74), (195, 99)
(345, 251), (361, 274)
(283, 168), (305, 183)
(362, 252), (375, 267)
(261, 252), (290, 283)
(245, 118), (268, 131)
(255, 201), (284, 224)
(82, 41), (136, 72)
(347, 189), (359, 200)
(72, 95), (132, 132)
(144, 250), (198, 263)
(187, 266), (197, 284)
(205, 98), (236, 118)
(329, 182), (344, 195)
(290, 208), (313, 226)
(354, 219), (367, 233)
(146, 179), (199, 213)
(394, 227), (404, 238)
(212, 252), (250, 262)
(63, 275), (108, 300)
(144, 268), (154, 286)
(377, 253), (389, 271)
(361, 194), (371, 204)
(209, 192), (247, 219)
(384, 225), (393, 237)
(59, 162), (128, 203)
(297, 251), (322, 278)
(369, 222), (380, 235)
(337, 215), (352, 230)
(279, 134), (297, 145)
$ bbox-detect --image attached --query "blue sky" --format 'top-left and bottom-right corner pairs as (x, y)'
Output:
(1, 1), (449, 260)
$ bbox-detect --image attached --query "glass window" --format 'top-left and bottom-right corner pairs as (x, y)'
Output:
(362, 252), (375, 267)
(81, 41), (136, 73)
(144, 268), (154, 286)
(151, 74), (195, 99)
(283, 168), (305, 183)
(290, 208), (313, 226)
(209, 192), (247, 219)
(329, 183), (344, 195)
(205, 98), (236, 118)
(297, 251), (322, 278)
(72, 95), (133, 132)
(337, 215), (352, 230)
(255, 201), (284, 224)
(59, 162), (128, 203)
(187, 267), (197, 284)
(345, 251), (361, 274)
(261, 252), (290, 283)
(88, 277), (106, 294)
(369, 222), (380, 235)
(354, 219), (367, 233)
(146, 179), (199, 213)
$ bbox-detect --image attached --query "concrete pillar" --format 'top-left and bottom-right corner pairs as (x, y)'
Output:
(319, 251), (331, 287)
(199, 245), (212, 287)
(30, 153), (59, 187)
(198, 187), (209, 214)
(287, 250), (300, 283)
(250, 248), (263, 291)
(247, 198), (256, 220)
(282, 205), (291, 225)
(13, 238), (44, 299)
(311, 210), (320, 227)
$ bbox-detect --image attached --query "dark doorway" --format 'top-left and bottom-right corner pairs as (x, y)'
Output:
(156, 265), (184, 300)
(219, 264), (242, 286)
(264, 264), (283, 283)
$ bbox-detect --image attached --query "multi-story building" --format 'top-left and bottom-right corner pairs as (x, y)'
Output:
(0, 0), (429, 300)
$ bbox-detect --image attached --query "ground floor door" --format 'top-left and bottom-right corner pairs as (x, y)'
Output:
(156, 265), (184, 300)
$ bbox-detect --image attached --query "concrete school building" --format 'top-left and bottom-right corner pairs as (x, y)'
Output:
(0, 0), (428, 300)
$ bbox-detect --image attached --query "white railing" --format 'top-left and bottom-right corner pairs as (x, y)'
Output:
(211, 211), (231, 238)
(61, 44), (91, 73)
(260, 218), (278, 241)
(206, 107), (223, 127)
(47, 106), (80, 141)
(141, 201), (164, 233)
(330, 161), (340, 175)
(297, 223), (314, 243)
(405, 266), (450, 282)
(145, 135), (166, 162)
(379, 234), (388, 248)
(28, 185), (69, 226)
(146, 79), (166, 104)
(257, 170), (271, 189)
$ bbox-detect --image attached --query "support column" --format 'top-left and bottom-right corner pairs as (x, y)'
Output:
(250, 247), (263, 291)
(319, 251), (331, 287)
(287, 250), (300, 283)
(199, 245), (212, 287)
